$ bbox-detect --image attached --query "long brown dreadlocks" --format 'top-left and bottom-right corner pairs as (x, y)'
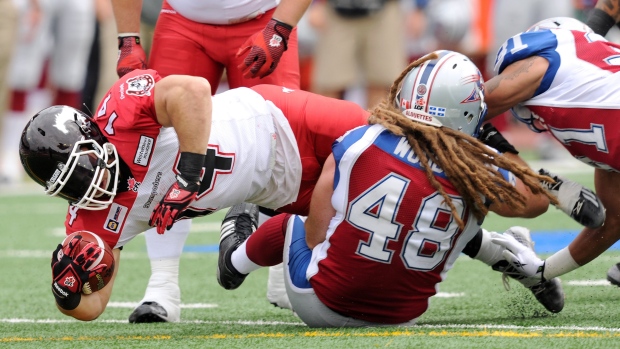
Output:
(368, 53), (558, 228)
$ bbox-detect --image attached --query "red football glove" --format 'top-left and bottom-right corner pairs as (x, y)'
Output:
(149, 152), (205, 234)
(117, 35), (147, 78)
(149, 175), (200, 234)
(237, 18), (293, 79)
(51, 236), (107, 310)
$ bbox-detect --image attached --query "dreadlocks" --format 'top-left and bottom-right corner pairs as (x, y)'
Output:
(368, 53), (558, 228)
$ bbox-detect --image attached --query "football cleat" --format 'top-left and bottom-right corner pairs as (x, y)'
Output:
(539, 168), (605, 228)
(606, 263), (620, 287)
(492, 227), (565, 313)
(129, 302), (170, 323)
(217, 203), (259, 290)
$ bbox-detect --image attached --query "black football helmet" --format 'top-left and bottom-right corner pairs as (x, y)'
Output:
(19, 105), (119, 210)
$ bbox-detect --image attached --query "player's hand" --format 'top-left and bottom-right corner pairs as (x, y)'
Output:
(149, 175), (200, 234)
(539, 168), (606, 228)
(490, 231), (546, 282)
(51, 237), (107, 309)
(477, 123), (519, 154)
(117, 35), (147, 78)
(236, 18), (293, 79)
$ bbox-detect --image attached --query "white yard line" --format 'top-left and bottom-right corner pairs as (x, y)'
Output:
(1, 318), (620, 332)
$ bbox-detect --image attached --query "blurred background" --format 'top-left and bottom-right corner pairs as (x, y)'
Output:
(0, 0), (611, 190)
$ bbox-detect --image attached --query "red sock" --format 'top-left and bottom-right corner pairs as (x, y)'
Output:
(54, 90), (81, 109)
(246, 213), (291, 266)
(10, 90), (27, 112)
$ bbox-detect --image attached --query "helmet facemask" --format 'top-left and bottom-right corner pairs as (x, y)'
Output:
(46, 139), (120, 210)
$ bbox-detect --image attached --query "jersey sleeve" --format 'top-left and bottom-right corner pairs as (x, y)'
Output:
(493, 30), (560, 97)
(95, 69), (162, 130)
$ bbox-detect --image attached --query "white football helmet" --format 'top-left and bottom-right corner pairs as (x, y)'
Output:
(396, 50), (487, 137)
(527, 17), (593, 33)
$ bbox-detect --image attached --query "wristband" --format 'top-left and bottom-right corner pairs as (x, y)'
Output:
(586, 8), (616, 36)
(118, 32), (141, 38)
(542, 247), (580, 280)
(178, 152), (206, 183)
(52, 284), (82, 310)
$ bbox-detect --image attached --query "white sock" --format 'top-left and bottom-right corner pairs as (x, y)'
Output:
(231, 241), (261, 275)
(145, 219), (191, 259)
(473, 229), (505, 266)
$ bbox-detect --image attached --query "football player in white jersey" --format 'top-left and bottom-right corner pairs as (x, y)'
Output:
(483, 17), (616, 289)
(213, 51), (564, 326)
(18, 69), (372, 321)
(111, 0), (312, 323)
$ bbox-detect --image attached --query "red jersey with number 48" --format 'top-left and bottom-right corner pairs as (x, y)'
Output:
(494, 29), (620, 172)
(307, 124), (514, 324)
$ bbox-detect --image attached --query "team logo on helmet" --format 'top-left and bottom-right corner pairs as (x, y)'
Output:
(416, 84), (427, 95)
(126, 74), (155, 97)
(461, 88), (481, 103)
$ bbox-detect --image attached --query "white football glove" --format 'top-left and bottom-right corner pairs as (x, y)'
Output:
(490, 231), (545, 284)
(539, 168), (605, 228)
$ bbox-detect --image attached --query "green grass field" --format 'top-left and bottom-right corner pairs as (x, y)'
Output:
(2, 168), (620, 349)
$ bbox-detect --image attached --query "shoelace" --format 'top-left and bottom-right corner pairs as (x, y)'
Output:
(498, 231), (535, 291)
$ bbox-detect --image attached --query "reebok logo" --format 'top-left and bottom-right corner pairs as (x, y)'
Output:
(53, 282), (68, 297)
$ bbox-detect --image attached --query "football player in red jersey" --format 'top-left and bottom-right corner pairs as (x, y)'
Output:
(21, 53), (596, 321)
(483, 17), (616, 288)
(213, 51), (564, 326)
(19, 69), (367, 321)
(111, 0), (311, 322)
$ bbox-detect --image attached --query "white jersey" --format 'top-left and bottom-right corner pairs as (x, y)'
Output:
(494, 28), (620, 171)
(166, 0), (279, 25)
(66, 69), (301, 248)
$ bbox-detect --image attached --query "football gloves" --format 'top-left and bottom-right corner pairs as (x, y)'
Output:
(539, 168), (606, 228)
(51, 236), (107, 310)
(237, 18), (293, 79)
(490, 231), (546, 285)
(117, 35), (147, 78)
(149, 152), (205, 234)
(478, 123), (519, 154)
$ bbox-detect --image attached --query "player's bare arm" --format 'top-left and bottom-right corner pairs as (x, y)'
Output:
(149, 75), (213, 233)
(484, 56), (548, 120)
(111, 0), (142, 33)
(57, 249), (121, 321)
(153, 75), (212, 155)
(488, 152), (550, 218)
(272, 0), (313, 26)
(304, 154), (336, 250)
(597, 0), (620, 22)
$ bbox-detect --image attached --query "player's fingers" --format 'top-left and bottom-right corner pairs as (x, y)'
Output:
(64, 236), (83, 257)
(165, 209), (179, 231)
(156, 207), (170, 234)
(258, 65), (275, 79)
(236, 45), (252, 60)
(148, 204), (162, 227)
(490, 232), (520, 252)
